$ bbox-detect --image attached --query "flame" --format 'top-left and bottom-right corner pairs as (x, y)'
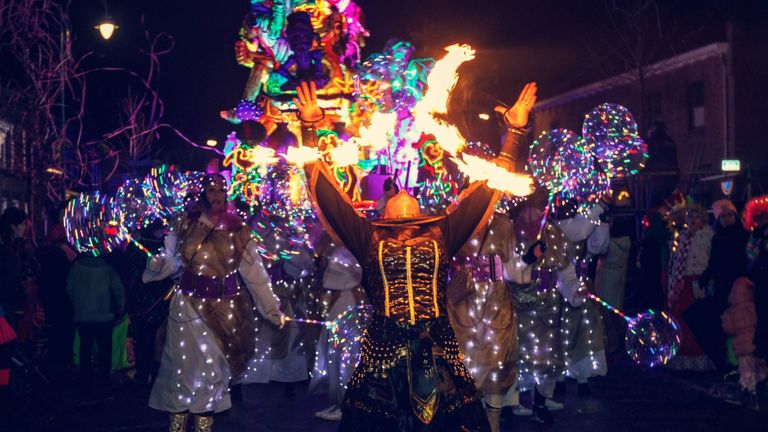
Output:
(358, 111), (398, 152)
(284, 146), (320, 166)
(223, 145), (278, 176)
(329, 140), (361, 167)
(453, 155), (534, 196)
(413, 44), (475, 156)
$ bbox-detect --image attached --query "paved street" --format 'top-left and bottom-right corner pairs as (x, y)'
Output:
(6, 352), (765, 432)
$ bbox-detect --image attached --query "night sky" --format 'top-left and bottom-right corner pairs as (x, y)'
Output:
(55, 0), (767, 169)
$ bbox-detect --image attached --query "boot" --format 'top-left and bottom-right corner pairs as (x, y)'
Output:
(169, 413), (188, 432)
(531, 388), (553, 424)
(194, 415), (214, 432)
(485, 405), (501, 432)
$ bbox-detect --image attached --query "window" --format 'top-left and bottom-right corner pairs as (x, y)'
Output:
(688, 81), (705, 130)
(646, 93), (662, 124)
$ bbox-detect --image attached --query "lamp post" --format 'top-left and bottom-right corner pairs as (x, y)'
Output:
(60, 0), (118, 126)
(95, 1), (119, 41)
(56, 0), (117, 190)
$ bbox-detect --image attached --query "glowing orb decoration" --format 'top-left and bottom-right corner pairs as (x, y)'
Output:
(582, 103), (648, 178)
(528, 129), (593, 194)
(116, 178), (155, 231)
(625, 310), (681, 368)
(328, 304), (373, 348)
(64, 192), (126, 256)
(141, 165), (199, 219)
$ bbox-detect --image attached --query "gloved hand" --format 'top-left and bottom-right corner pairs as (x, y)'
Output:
(522, 241), (547, 264)
(267, 310), (287, 329)
(571, 288), (588, 307)
(147, 254), (165, 273)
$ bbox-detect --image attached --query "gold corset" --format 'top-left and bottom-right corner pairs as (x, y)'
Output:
(369, 238), (448, 324)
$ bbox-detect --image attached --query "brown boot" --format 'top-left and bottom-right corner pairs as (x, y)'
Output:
(169, 413), (188, 432)
(194, 415), (214, 432)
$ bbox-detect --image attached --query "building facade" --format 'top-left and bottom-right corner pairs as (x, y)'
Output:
(527, 22), (768, 207)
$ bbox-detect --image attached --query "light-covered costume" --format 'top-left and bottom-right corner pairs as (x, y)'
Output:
(556, 205), (610, 383)
(301, 125), (525, 430)
(249, 246), (318, 385)
(143, 212), (283, 414)
(308, 243), (369, 407)
(448, 213), (518, 410)
(505, 207), (569, 399)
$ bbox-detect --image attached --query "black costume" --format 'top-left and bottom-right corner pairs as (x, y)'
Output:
(302, 126), (523, 431)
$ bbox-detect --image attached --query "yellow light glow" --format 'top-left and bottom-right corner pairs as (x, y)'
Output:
(478, 113), (490, 121)
(96, 21), (118, 40)
(205, 139), (218, 147)
(329, 140), (360, 167)
(453, 154), (534, 196)
(413, 44), (475, 156)
(284, 146), (320, 166)
(358, 111), (397, 152)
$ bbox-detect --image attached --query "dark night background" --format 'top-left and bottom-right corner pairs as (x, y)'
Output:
(55, 0), (768, 170)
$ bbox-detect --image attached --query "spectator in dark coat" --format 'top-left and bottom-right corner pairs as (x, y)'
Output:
(37, 224), (76, 368)
(0, 207), (30, 329)
(685, 199), (749, 374)
(66, 253), (125, 385)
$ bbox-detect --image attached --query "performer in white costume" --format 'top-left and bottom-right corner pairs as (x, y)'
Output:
(555, 204), (610, 394)
(143, 174), (285, 432)
(309, 236), (369, 421)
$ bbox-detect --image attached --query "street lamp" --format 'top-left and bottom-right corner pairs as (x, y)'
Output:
(56, 0), (118, 176)
(95, 1), (118, 40)
(96, 16), (118, 41)
(60, 0), (118, 126)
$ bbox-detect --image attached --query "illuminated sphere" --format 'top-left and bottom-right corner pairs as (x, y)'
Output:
(528, 128), (593, 194)
(116, 178), (155, 231)
(329, 304), (373, 348)
(64, 192), (125, 256)
(625, 310), (681, 368)
(142, 165), (201, 219)
(582, 103), (648, 178)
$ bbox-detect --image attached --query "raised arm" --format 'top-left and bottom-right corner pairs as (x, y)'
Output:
(444, 82), (538, 255)
(294, 81), (372, 261)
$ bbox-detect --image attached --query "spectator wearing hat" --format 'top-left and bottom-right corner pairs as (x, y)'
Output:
(684, 199), (749, 375)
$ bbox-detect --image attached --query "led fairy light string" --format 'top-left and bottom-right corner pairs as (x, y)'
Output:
(285, 304), (372, 346)
(582, 103), (648, 178)
(585, 292), (681, 367)
(139, 165), (204, 223)
(116, 177), (156, 231)
(126, 235), (153, 257)
(64, 192), (127, 257)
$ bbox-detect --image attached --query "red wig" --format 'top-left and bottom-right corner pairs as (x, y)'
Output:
(743, 195), (768, 230)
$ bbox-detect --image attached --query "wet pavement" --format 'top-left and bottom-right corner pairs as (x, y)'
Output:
(5, 353), (766, 432)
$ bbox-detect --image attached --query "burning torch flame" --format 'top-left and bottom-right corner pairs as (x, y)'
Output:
(329, 140), (361, 167)
(454, 155), (534, 196)
(284, 146), (320, 166)
(358, 111), (398, 152)
(413, 44), (476, 156)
